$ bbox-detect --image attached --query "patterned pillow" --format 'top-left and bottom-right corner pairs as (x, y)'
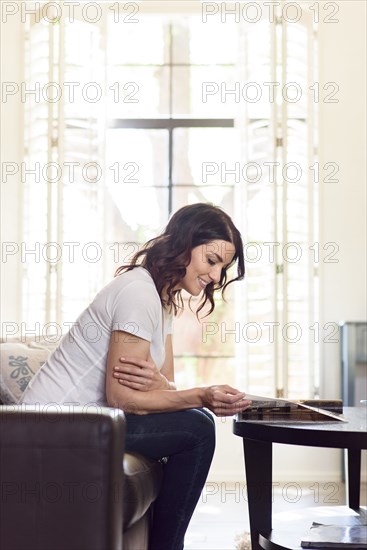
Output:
(0, 342), (52, 404)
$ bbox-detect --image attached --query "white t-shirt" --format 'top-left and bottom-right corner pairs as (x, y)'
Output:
(20, 267), (173, 407)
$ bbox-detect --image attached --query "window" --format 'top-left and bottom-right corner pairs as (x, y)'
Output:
(22, 2), (318, 399)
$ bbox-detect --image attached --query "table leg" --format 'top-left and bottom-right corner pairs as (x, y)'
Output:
(243, 439), (272, 550)
(347, 448), (361, 509)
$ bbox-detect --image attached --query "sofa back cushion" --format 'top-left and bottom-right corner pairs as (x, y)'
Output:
(0, 340), (57, 404)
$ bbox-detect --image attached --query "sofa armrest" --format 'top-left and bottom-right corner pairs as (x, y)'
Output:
(0, 405), (125, 550)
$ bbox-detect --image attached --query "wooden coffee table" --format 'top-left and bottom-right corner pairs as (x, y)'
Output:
(233, 407), (367, 549)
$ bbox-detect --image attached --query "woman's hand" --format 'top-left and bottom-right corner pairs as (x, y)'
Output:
(202, 385), (252, 417)
(113, 356), (171, 391)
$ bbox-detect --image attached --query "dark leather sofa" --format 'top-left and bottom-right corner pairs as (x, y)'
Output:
(0, 405), (163, 550)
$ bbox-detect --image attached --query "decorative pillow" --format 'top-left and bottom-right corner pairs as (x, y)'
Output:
(0, 342), (52, 404)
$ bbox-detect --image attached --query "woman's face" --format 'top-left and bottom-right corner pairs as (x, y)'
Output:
(177, 240), (236, 296)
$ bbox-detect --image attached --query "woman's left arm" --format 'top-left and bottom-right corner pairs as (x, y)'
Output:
(160, 335), (177, 390)
(113, 335), (177, 391)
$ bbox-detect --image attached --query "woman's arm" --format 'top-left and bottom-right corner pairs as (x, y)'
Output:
(106, 331), (251, 415)
(160, 335), (177, 390)
(113, 335), (176, 391)
(107, 330), (203, 413)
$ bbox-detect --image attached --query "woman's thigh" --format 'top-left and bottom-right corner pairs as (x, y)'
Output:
(124, 408), (215, 461)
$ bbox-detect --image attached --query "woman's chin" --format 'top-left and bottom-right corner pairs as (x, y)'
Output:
(186, 288), (202, 297)
(194, 287), (204, 297)
(181, 282), (204, 296)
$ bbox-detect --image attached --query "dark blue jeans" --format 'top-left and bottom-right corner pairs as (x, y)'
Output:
(124, 408), (216, 550)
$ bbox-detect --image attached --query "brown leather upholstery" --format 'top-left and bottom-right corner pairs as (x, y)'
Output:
(0, 405), (162, 550)
(123, 452), (162, 530)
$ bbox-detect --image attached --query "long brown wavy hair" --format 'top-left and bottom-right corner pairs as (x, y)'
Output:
(115, 203), (245, 317)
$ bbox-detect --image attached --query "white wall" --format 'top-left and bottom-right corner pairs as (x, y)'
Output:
(318, 1), (367, 398)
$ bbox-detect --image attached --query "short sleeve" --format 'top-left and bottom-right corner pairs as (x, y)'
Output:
(111, 278), (161, 343)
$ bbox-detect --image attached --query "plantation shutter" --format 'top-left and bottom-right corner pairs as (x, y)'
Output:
(235, 9), (318, 399)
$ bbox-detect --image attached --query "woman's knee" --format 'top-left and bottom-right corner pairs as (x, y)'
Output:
(185, 408), (216, 448)
(197, 407), (215, 424)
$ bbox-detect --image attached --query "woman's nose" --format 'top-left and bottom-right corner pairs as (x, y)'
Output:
(208, 265), (221, 283)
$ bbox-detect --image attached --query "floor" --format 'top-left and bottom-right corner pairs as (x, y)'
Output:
(184, 481), (367, 550)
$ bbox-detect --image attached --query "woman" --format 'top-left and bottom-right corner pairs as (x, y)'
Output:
(21, 203), (251, 550)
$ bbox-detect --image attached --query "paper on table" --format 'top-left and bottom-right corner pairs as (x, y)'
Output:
(239, 394), (347, 422)
(301, 523), (367, 548)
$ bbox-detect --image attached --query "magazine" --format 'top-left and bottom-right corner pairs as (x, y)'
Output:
(301, 523), (367, 548)
(238, 396), (346, 422)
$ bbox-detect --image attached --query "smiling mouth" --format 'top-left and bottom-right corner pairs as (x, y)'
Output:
(198, 277), (209, 289)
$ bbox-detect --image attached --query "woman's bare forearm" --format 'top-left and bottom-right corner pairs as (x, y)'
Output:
(106, 336), (250, 415)
(107, 382), (251, 416)
(107, 385), (204, 414)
